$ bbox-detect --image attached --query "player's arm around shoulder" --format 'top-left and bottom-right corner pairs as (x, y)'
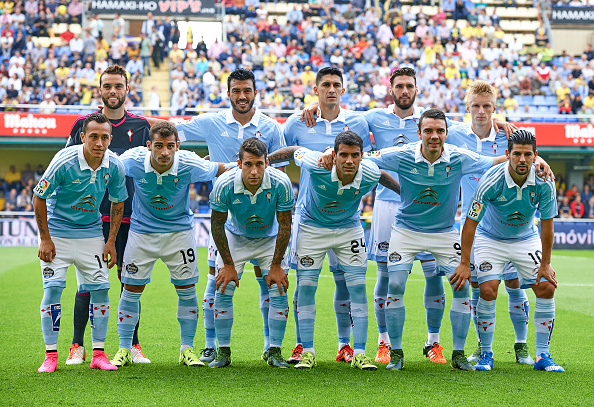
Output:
(267, 146), (305, 165)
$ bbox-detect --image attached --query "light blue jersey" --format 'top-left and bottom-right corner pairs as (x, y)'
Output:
(283, 108), (372, 211)
(364, 105), (457, 203)
(446, 123), (508, 225)
(33, 145), (127, 239)
(468, 163), (557, 241)
(120, 147), (219, 234)
(294, 148), (381, 229)
(209, 166), (294, 238)
(176, 107), (288, 167)
(365, 141), (493, 233)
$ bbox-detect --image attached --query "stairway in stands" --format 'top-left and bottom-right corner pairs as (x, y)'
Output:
(143, 59), (171, 116)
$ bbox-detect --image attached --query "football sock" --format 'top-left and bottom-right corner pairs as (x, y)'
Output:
(89, 289), (110, 346)
(117, 289), (141, 350)
(296, 268), (321, 350)
(470, 286), (480, 341)
(40, 286), (64, 348)
(214, 279), (236, 348)
(506, 286), (529, 343)
(344, 268), (368, 354)
(423, 263), (444, 342)
(267, 282), (289, 348)
(202, 274), (217, 349)
(256, 276), (270, 350)
(476, 298), (496, 353)
(176, 286), (198, 347)
(385, 269), (409, 350)
(118, 281), (141, 346)
(450, 279), (471, 351)
(72, 291), (90, 346)
(374, 262), (389, 345)
(333, 272), (352, 347)
(534, 297), (555, 356)
(293, 271), (301, 346)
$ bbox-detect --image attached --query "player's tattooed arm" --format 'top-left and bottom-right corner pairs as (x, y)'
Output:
(450, 218), (479, 290)
(267, 146), (301, 165)
(211, 210), (239, 293)
(379, 170), (401, 195)
(104, 201), (124, 268)
(536, 218), (557, 288)
(33, 195), (56, 262)
(268, 210), (292, 295)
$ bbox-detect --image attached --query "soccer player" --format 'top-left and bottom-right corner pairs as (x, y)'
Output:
(66, 64), (152, 365)
(34, 112), (127, 373)
(456, 130), (564, 372)
(364, 109), (507, 371)
(268, 131), (401, 370)
(208, 137), (294, 368)
(282, 66), (373, 365)
(110, 121), (226, 367)
(175, 68), (287, 363)
(446, 80), (552, 364)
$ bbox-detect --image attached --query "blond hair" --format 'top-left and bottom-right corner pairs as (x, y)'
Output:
(465, 80), (497, 106)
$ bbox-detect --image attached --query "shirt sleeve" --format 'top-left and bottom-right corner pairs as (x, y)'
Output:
(538, 177), (558, 220)
(282, 115), (298, 147)
(176, 114), (210, 142)
(189, 153), (220, 183)
(107, 157), (129, 203)
(274, 172), (295, 212)
(118, 149), (137, 177)
(466, 175), (495, 222)
(293, 147), (319, 171)
(33, 152), (65, 199)
(355, 115), (372, 152)
(268, 120), (289, 168)
(364, 147), (401, 172)
(209, 175), (230, 213)
(459, 149), (494, 175)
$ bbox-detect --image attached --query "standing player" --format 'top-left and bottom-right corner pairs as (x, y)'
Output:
(456, 130), (564, 372)
(175, 68), (287, 363)
(110, 122), (226, 367)
(267, 131), (401, 370)
(282, 67), (373, 365)
(34, 112), (127, 372)
(65, 64), (152, 365)
(364, 109), (507, 371)
(208, 138), (294, 368)
(446, 80), (553, 364)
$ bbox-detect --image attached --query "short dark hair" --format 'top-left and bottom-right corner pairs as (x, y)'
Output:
(239, 137), (267, 161)
(100, 64), (128, 87)
(418, 109), (447, 131)
(227, 68), (256, 92)
(149, 121), (178, 142)
(334, 130), (363, 153)
(390, 67), (417, 86)
(316, 66), (343, 86)
(508, 129), (536, 152)
(82, 112), (112, 134)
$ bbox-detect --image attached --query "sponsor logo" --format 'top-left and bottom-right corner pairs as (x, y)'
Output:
(221, 131), (229, 137)
(300, 255), (314, 267)
(378, 241), (389, 252)
(461, 143), (468, 149)
(42, 267), (54, 278)
(139, 178), (148, 184)
(72, 178), (81, 184)
(419, 187), (438, 201)
(507, 211), (526, 222)
(246, 214), (267, 229)
(78, 194), (96, 208)
(389, 252), (402, 262)
(318, 184), (326, 190)
(150, 194), (173, 210)
(497, 195), (507, 202)
(479, 261), (492, 272)
(126, 263), (138, 274)
(233, 198), (241, 204)
(4, 113), (57, 135)
(308, 128), (316, 133)
(393, 134), (409, 146)
(468, 200), (482, 218)
(320, 201), (344, 214)
(34, 178), (50, 195)
(410, 168), (419, 174)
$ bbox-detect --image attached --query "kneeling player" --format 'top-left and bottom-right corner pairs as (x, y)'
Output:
(209, 137), (294, 368)
(34, 112), (127, 372)
(456, 130), (564, 372)
(112, 122), (225, 367)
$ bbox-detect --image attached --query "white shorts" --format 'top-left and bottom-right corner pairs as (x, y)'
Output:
(467, 235), (519, 283)
(40, 236), (109, 292)
(473, 235), (542, 289)
(215, 232), (286, 278)
(121, 229), (199, 286)
(208, 229), (260, 269)
(289, 213), (340, 272)
(368, 200), (434, 263)
(387, 226), (460, 275)
(296, 223), (367, 272)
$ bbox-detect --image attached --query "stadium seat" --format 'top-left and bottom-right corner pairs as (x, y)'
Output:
(521, 95), (533, 105)
(545, 96), (558, 106)
(532, 95), (546, 106)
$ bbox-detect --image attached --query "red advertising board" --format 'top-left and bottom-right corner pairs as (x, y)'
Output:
(0, 113), (592, 147)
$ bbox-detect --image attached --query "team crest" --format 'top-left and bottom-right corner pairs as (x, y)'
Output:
(479, 262), (492, 272)
(300, 256), (314, 267)
(127, 129), (133, 142)
(492, 142), (498, 154)
(389, 252), (401, 262)
(342, 125), (350, 131)
(354, 189), (361, 199)
(266, 191), (272, 203)
(42, 267), (54, 278)
(378, 241), (389, 252)
(104, 173), (111, 185)
(254, 131), (262, 138)
(126, 263), (138, 274)
(445, 165), (451, 178)
(173, 177), (180, 187)
(530, 190), (536, 203)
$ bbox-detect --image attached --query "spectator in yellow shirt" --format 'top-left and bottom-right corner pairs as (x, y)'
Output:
(445, 63), (460, 80)
(301, 65), (316, 87)
(556, 82), (571, 102)
(583, 93), (594, 109)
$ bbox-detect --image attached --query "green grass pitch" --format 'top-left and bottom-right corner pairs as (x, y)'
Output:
(1, 247), (593, 406)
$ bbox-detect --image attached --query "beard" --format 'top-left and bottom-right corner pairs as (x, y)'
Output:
(393, 92), (416, 110)
(101, 94), (125, 110)
(230, 97), (255, 114)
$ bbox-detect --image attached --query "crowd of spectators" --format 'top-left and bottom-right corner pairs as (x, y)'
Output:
(1, 163), (44, 212)
(556, 174), (594, 219)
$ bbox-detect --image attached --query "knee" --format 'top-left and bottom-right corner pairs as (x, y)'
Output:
(533, 281), (555, 299)
(479, 285), (498, 301)
(504, 279), (520, 289)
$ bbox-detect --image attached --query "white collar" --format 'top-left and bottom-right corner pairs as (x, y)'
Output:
(226, 106), (261, 127)
(386, 104), (423, 120)
(77, 144), (110, 171)
(144, 148), (179, 177)
(330, 164), (363, 190)
(504, 163), (535, 189)
(414, 141), (451, 164)
(233, 166), (271, 196)
(316, 107), (346, 124)
(466, 121), (497, 142)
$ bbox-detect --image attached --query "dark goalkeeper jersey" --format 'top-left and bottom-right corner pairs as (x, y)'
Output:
(66, 110), (151, 221)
